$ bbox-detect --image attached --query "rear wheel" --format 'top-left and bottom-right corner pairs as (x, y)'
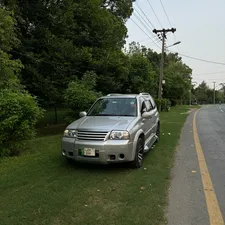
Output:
(131, 137), (144, 168)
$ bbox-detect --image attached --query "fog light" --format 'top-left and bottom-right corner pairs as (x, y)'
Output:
(119, 154), (125, 159)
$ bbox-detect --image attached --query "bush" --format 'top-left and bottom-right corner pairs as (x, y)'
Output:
(64, 71), (101, 121)
(0, 90), (43, 156)
(155, 98), (171, 112)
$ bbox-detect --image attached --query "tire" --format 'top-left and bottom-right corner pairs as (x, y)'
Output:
(155, 123), (160, 143)
(67, 158), (74, 164)
(131, 137), (144, 168)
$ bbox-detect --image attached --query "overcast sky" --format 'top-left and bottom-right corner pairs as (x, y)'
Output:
(125, 0), (225, 90)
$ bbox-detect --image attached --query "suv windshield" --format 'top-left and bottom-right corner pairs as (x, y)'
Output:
(88, 98), (137, 117)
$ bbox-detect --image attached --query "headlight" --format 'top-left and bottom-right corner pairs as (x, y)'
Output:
(110, 131), (130, 140)
(63, 129), (77, 138)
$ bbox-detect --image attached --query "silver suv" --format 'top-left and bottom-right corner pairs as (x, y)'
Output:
(61, 93), (160, 168)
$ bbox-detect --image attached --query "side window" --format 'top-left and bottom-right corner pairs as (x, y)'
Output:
(149, 96), (156, 109)
(139, 97), (146, 113)
(144, 100), (153, 112)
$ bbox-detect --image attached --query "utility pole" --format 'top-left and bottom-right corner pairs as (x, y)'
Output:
(213, 81), (216, 104)
(153, 28), (176, 111)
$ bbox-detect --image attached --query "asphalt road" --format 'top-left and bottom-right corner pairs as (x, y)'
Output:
(167, 105), (225, 225)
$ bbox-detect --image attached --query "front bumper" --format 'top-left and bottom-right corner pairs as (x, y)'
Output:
(61, 137), (134, 164)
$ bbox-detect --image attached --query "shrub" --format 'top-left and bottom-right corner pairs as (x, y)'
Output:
(155, 98), (171, 112)
(64, 71), (101, 121)
(0, 90), (43, 156)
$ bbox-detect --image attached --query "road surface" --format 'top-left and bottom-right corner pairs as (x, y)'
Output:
(167, 105), (225, 225)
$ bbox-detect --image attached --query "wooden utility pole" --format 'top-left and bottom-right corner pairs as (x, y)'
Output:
(213, 81), (216, 104)
(153, 28), (176, 111)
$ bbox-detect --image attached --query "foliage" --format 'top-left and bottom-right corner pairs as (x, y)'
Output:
(0, 8), (43, 156)
(127, 51), (155, 94)
(0, 8), (23, 90)
(163, 53), (192, 104)
(2, 0), (133, 106)
(0, 89), (43, 156)
(2, 1), (195, 111)
(155, 98), (171, 112)
(193, 81), (224, 104)
(64, 71), (101, 120)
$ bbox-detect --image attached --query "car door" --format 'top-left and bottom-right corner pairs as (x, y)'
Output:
(149, 96), (158, 134)
(140, 98), (155, 141)
(144, 99), (156, 139)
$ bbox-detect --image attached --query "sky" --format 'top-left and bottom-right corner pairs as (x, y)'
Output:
(125, 0), (225, 90)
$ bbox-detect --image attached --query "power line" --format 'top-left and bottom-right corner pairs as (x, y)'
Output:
(134, 6), (153, 32)
(133, 13), (160, 47)
(159, 0), (177, 45)
(159, 0), (172, 27)
(130, 18), (161, 50)
(131, 6), (161, 49)
(177, 52), (225, 66)
(133, 12), (152, 34)
(135, 2), (155, 30)
(146, 0), (163, 28)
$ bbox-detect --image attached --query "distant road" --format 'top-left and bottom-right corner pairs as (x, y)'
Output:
(167, 105), (225, 225)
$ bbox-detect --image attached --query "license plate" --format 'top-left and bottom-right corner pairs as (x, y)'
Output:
(82, 148), (95, 156)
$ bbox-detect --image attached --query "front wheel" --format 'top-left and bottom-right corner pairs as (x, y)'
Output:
(67, 158), (74, 164)
(131, 138), (144, 168)
(155, 124), (160, 143)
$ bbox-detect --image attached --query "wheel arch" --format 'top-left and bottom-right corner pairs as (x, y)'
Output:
(132, 129), (145, 160)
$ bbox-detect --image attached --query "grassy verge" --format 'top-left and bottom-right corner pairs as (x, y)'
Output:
(0, 106), (192, 225)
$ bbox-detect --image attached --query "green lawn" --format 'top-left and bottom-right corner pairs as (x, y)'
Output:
(0, 106), (191, 225)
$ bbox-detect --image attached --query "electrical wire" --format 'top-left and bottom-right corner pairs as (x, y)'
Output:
(133, 13), (160, 46)
(130, 18), (161, 50)
(146, 0), (163, 28)
(159, 0), (177, 46)
(159, 0), (172, 27)
(131, 6), (161, 49)
(135, 2), (155, 30)
(133, 3), (162, 47)
(133, 12), (152, 34)
(177, 53), (225, 66)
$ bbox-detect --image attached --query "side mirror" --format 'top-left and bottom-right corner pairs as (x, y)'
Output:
(79, 111), (87, 118)
(142, 112), (151, 119)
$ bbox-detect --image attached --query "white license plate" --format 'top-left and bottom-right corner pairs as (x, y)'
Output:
(83, 148), (95, 156)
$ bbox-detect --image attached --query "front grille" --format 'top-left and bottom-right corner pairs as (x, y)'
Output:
(77, 130), (109, 141)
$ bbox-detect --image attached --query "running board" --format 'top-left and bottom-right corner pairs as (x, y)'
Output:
(144, 134), (158, 152)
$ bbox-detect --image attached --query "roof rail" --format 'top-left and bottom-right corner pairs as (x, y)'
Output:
(107, 93), (122, 96)
(139, 92), (150, 96)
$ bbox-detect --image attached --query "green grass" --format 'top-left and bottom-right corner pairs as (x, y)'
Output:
(0, 106), (191, 225)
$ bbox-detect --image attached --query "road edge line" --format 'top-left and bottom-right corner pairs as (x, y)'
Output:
(193, 109), (224, 225)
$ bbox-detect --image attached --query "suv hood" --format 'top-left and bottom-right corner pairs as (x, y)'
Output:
(67, 116), (136, 131)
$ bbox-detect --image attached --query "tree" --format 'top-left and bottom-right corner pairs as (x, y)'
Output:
(2, 0), (134, 107)
(0, 8), (42, 156)
(163, 53), (192, 105)
(64, 71), (101, 121)
(194, 81), (209, 104)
